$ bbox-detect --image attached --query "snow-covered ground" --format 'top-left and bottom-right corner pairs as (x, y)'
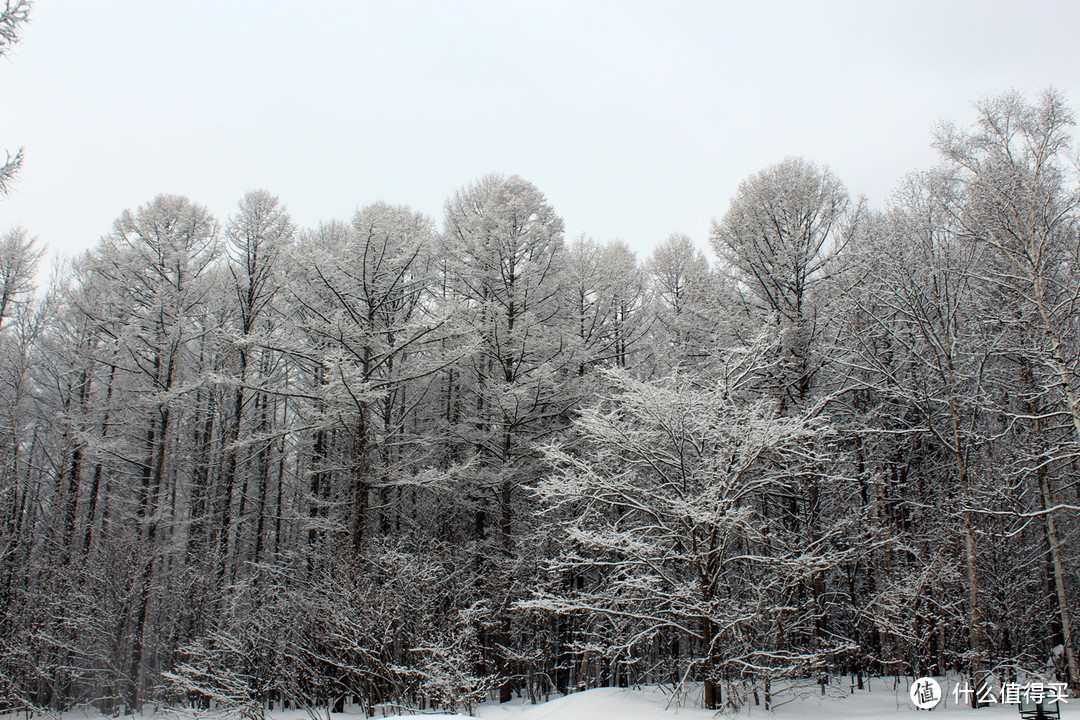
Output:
(447, 679), (1068, 720)
(7, 678), (1071, 720)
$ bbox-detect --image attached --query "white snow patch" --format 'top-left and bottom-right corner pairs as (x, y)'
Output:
(5, 677), (1071, 720)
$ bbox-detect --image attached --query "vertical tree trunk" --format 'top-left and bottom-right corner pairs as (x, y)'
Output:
(702, 618), (718, 709)
(218, 350), (246, 583)
(959, 461), (983, 706)
(83, 362), (117, 555)
(252, 380), (271, 566)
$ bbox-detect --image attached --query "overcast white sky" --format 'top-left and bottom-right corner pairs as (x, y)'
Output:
(2, 0), (1079, 269)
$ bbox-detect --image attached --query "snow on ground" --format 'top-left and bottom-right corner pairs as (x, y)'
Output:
(395, 676), (1071, 720)
(8, 677), (1073, 720)
(474, 686), (714, 720)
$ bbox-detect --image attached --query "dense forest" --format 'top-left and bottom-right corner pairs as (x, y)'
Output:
(3, 11), (1080, 713)
(0, 87), (1078, 715)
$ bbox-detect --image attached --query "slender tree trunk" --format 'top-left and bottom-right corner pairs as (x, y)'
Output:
(959, 458), (984, 706)
(83, 362), (117, 555)
(60, 370), (91, 561)
(252, 383), (271, 567)
(218, 349), (246, 582)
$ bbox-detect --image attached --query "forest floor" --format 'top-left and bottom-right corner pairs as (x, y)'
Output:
(4, 677), (1072, 720)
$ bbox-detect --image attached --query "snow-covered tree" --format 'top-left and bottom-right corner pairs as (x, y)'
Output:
(290, 203), (444, 557)
(936, 89), (1080, 696)
(838, 172), (1004, 697)
(643, 233), (718, 370)
(712, 158), (861, 410)
(0, 0), (30, 196)
(531, 363), (860, 709)
(96, 194), (220, 712)
(215, 190), (294, 582)
(441, 173), (577, 701)
(564, 236), (647, 374)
